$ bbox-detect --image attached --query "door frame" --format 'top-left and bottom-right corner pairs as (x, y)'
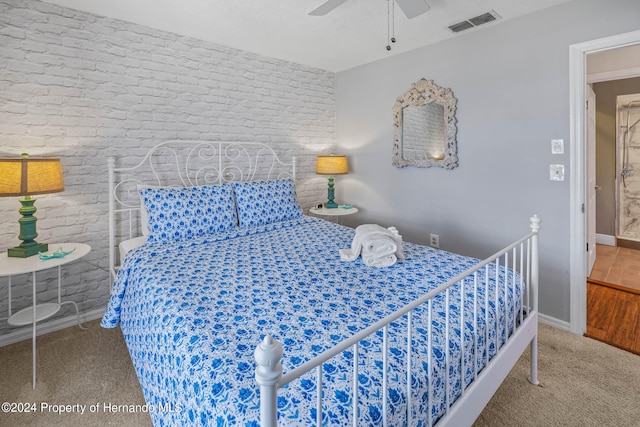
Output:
(569, 30), (640, 335)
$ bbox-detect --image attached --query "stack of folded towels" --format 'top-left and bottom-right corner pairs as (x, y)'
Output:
(340, 224), (404, 268)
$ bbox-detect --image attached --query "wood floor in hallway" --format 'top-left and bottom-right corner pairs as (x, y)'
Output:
(589, 244), (640, 292)
(586, 244), (640, 355)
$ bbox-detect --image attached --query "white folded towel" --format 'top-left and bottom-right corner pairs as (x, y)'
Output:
(362, 251), (397, 268)
(362, 237), (397, 256)
(340, 224), (404, 267)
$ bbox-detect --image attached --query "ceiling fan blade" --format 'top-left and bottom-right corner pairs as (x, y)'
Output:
(309, 0), (349, 16)
(395, 0), (430, 19)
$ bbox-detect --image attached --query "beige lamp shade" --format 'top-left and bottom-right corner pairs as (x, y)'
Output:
(0, 156), (64, 197)
(316, 155), (349, 175)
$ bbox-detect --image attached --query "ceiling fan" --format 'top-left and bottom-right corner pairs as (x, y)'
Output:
(309, 0), (430, 19)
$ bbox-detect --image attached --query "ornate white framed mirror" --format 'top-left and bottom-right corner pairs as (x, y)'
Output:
(392, 78), (458, 169)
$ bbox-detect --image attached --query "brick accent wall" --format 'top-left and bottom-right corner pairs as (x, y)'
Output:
(0, 0), (336, 336)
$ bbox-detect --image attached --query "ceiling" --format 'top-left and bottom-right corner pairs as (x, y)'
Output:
(42, 0), (571, 72)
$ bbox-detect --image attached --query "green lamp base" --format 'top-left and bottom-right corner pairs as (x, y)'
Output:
(8, 242), (49, 258)
(325, 176), (339, 209)
(8, 195), (48, 257)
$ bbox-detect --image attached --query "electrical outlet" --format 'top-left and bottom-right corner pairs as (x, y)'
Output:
(430, 233), (440, 248)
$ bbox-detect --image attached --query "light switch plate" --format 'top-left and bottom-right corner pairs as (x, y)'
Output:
(551, 139), (564, 154)
(550, 164), (565, 181)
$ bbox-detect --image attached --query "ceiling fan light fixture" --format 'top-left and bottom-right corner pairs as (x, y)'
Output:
(309, 0), (432, 52)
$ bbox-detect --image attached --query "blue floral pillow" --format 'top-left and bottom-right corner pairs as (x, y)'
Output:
(139, 184), (238, 244)
(233, 178), (303, 228)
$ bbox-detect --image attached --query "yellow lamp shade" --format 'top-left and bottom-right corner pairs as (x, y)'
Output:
(316, 155), (349, 175)
(0, 157), (64, 196)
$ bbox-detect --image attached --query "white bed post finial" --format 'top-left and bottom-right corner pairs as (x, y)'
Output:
(255, 334), (283, 427)
(529, 214), (541, 386)
(529, 214), (541, 233)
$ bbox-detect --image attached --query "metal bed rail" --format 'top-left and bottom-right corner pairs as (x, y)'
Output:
(255, 215), (540, 426)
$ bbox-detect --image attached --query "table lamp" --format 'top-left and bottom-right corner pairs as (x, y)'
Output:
(316, 154), (349, 209)
(0, 154), (64, 257)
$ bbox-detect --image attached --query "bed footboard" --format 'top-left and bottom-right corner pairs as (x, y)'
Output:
(255, 215), (540, 426)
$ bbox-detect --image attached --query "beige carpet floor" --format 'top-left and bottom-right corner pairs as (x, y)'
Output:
(1, 320), (639, 426)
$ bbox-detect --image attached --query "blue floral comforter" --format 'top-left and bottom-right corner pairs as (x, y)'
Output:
(101, 216), (520, 426)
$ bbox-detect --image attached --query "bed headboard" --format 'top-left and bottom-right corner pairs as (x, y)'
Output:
(108, 140), (296, 279)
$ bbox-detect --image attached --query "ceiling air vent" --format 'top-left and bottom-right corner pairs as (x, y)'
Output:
(448, 21), (474, 33)
(448, 10), (500, 33)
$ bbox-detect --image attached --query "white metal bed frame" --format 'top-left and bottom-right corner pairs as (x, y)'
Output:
(108, 141), (540, 427)
(256, 218), (539, 426)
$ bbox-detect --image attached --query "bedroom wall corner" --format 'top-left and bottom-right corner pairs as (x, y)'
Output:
(0, 0), (336, 339)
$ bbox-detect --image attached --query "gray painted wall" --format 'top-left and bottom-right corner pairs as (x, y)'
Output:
(593, 77), (640, 237)
(335, 0), (640, 323)
(0, 0), (335, 337)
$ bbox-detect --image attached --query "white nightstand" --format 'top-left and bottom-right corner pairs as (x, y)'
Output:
(0, 243), (90, 389)
(309, 205), (358, 224)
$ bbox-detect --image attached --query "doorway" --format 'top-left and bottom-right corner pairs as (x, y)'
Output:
(586, 79), (640, 350)
(569, 30), (640, 336)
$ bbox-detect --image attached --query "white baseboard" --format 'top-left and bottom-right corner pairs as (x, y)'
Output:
(539, 312), (571, 332)
(596, 234), (616, 246)
(0, 307), (105, 347)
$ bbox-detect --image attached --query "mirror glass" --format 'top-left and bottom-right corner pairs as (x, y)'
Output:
(393, 79), (458, 169)
(401, 103), (445, 161)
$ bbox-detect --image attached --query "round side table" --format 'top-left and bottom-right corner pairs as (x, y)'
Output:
(309, 205), (358, 224)
(0, 243), (90, 388)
